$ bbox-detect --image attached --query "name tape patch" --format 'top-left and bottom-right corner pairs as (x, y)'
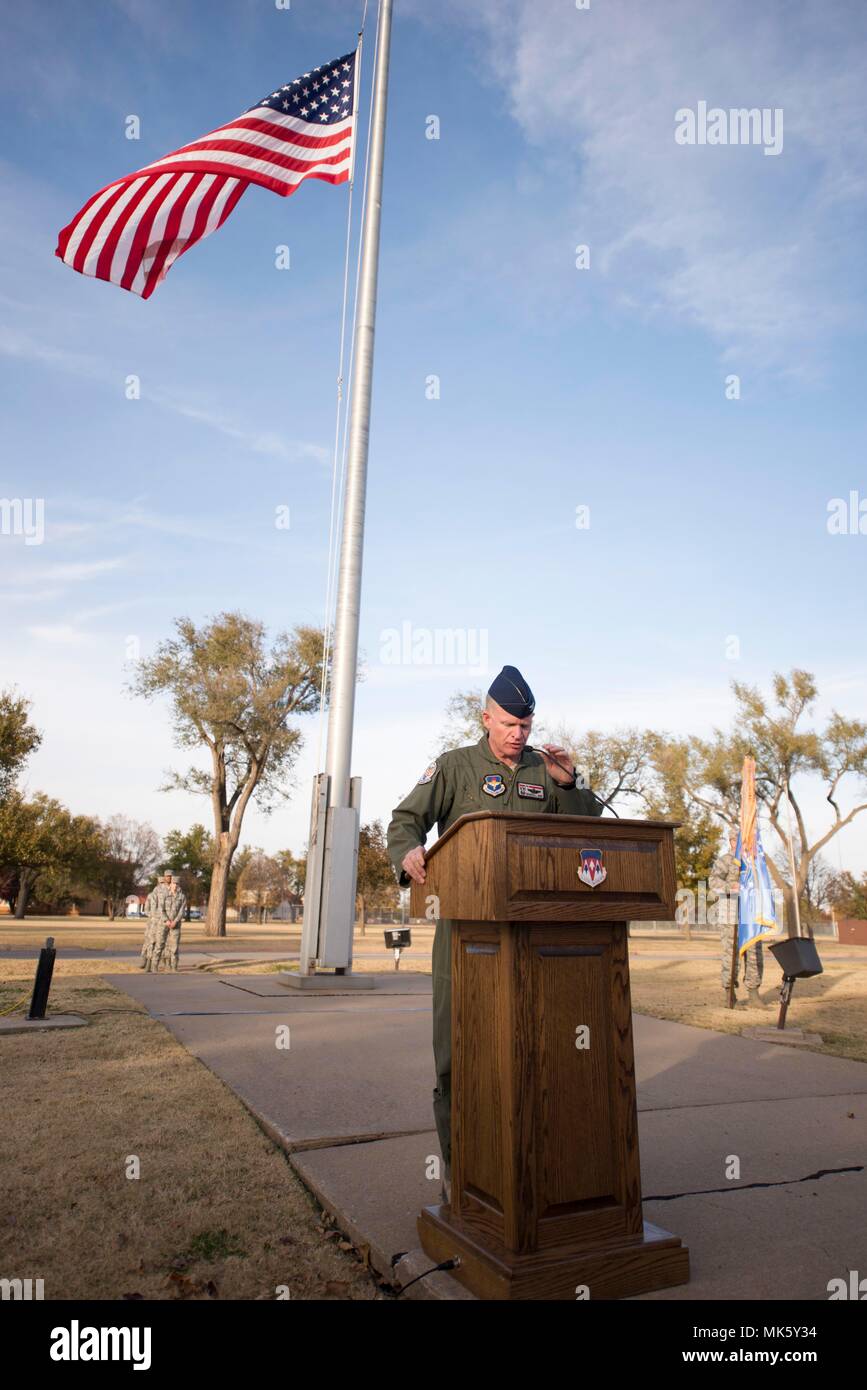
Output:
(517, 782), (545, 799)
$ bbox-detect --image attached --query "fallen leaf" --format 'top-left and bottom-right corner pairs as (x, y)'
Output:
(167, 1272), (199, 1299)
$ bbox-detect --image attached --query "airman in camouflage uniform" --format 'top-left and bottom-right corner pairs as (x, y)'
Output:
(150, 876), (188, 972)
(387, 666), (602, 1203)
(710, 831), (763, 1005)
(139, 874), (170, 969)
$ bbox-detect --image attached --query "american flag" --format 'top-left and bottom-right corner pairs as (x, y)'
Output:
(55, 50), (358, 300)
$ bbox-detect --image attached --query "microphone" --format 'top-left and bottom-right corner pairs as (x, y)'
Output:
(526, 745), (620, 818)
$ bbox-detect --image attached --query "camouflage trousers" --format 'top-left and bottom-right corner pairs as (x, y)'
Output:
(140, 918), (161, 965)
(431, 918), (452, 1170)
(150, 922), (180, 971)
(721, 922), (763, 991)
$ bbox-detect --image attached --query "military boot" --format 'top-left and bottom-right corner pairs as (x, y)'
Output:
(747, 987), (764, 1007)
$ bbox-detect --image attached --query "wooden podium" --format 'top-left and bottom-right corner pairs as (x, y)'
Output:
(410, 811), (689, 1300)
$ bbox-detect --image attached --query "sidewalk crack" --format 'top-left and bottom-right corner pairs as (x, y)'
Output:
(645, 1164), (863, 1202)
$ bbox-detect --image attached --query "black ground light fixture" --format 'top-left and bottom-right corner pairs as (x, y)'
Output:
(769, 935), (823, 1030)
(28, 936), (57, 1020)
(384, 927), (411, 970)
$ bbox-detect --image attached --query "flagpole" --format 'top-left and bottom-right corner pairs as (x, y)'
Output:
(328, 0), (391, 803)
(298, 0), (393, 977)
(783, 777), (802, 938)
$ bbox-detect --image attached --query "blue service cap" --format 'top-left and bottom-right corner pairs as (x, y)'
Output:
(487, 665), (535, 717)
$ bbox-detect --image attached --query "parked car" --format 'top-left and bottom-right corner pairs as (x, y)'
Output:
(188, 906), (203, 921)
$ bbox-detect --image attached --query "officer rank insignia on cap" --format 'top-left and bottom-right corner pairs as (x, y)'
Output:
(517, 782), (544, 799)
(482, 773), (506, 797)
(417, 762), (438, 785)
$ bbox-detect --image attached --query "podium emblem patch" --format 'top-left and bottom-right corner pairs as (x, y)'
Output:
(578, 847), (607, 887)
(482, 773), (506, 797)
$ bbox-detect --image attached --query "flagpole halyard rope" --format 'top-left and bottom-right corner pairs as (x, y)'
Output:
(314, 70), (360, 776)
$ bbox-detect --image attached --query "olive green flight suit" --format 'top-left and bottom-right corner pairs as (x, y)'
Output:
(386, 733), (602, 1169)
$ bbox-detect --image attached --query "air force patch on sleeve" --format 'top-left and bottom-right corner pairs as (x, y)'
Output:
(482, 773), (506, 797)
(417, 762), (438, 785)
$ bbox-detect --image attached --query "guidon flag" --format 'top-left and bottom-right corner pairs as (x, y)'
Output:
(736, 755), (779, 953)
(55, 50), (358, 299)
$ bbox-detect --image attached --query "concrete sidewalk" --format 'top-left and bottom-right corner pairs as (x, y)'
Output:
(104, 969), (867, 1301)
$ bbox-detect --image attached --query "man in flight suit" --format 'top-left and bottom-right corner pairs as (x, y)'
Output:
(386, 665), (602, 1204)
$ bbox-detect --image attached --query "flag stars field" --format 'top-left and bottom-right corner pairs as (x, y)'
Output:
(55, 48), (358, 299)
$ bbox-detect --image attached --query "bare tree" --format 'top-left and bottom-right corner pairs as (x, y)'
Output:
(93, 815), (162, 919)
(355, 819), (399, 933)
(131, 613), (329, 936)
(669, 670), (867, 932)
(236, 850), (290, 923)
(438, 688), (485, 753)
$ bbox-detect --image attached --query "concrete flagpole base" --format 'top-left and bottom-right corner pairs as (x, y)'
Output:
(277, 971), (376, 991)
(742, 1026), (824, 1047)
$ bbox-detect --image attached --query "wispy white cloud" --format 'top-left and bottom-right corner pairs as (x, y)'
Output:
(48, 497), (273, 548)
(403, 0), (867, 375)
(72, 599), (148, 624)
(1, 557), (124, 588)
(27, 624), (97, 647)
(0, 324), (329, 466)
(146, 389), (329, 466)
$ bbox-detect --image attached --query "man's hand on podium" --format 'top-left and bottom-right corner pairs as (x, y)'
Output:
(402, 846), (427, 884)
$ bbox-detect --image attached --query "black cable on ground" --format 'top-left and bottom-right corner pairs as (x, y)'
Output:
(394, 1258), (459, 1296)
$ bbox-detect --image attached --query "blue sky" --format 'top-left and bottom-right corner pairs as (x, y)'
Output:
(2, 0), (866, 878)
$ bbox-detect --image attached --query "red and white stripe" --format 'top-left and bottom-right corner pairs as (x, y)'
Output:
(56, 106), (354, 299)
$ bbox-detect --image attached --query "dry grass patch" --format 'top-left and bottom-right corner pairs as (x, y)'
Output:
(0, 971), (386, 1301)
(629, 953), (867, 1063)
